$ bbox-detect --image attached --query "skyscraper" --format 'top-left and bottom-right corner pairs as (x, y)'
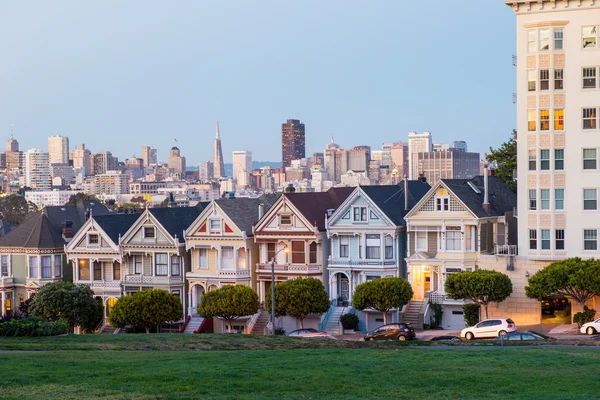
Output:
(199, 161), (214, 181)
(141, 145), (157, 167)
(167, 147), (186, 179)
(48, 135), (69, 164)
(232, 150), (252, 187)
(407, 131), (433, 179)
(213, 122), (226, 179)
(281, 119), (305, 168)
(71, 144), (91, 176)
(24, 149), (51, 191)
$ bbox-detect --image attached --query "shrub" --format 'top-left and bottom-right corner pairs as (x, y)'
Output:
(0, 317), (68, 337)
(573, 306), (597, 328)
(462, 303), (480, 327)
(340, 313), (359, 330)
(429, 301), (444, 329)
(274, 327), (286, 335)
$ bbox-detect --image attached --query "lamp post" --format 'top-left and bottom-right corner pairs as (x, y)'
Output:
(269, 246), (289, 335)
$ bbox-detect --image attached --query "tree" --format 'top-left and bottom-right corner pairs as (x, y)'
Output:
(445, 270), (513, 320)
(525, 258), (600, 313)
(486, 131), (517, 193)
(197, 285), (259, 333)
(29, 282), (104, 334)
(265, 277), (330, 328)
(65, 192), (100, 206)
(108, 289), (182, 334)
(352, 278), (413, 324)
(0, 195), (29, 225)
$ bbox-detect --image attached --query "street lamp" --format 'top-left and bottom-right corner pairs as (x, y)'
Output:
(269, 245), (289, 335)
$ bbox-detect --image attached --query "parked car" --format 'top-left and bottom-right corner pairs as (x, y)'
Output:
(287, 329), (336, 339)
(460, 318), (517, 340)
(429, 335), (462, 342)
(494, 331), (549, 341)
(580, 318), (600, 335)
(364, 323), (416, 341)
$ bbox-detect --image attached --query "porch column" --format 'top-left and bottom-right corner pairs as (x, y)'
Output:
(1, 291), (5, 317)
(461, 224), (466, 252)
(188, 286), (193, 316)
(233, 246), (239, 270)
(380, 233), (385, 261)
(216, 246), (221, 271)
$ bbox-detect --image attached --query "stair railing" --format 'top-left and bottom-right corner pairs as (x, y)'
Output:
(177, 315), (191, 333)
(246, 310), (262, 334)
(319, 300), (337, 332)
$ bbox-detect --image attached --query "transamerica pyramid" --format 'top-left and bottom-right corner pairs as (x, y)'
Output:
(213, 121), (226, 178)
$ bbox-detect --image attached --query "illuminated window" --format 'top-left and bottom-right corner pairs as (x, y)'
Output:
(540, 110), (550, 131)
(528, 110), (536, 131)
(554, 109), (564, 130)
(78, 259), (90, 280)
(113, 263), (121, 280)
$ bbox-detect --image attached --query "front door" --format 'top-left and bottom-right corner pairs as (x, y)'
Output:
(337, 275), (349, 301)
(424, 272), (431, 293)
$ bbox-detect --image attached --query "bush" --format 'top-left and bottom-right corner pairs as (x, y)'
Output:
(429, 301), (443, 329)
(340, 313), (359, 330)
(463, 303), (480, 327)
(0, 317), (68, 337)
(573, 306), (596, 328)
(274, 327), (286, 335)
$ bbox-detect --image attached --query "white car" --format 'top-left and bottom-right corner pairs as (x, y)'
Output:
(460, 318), (517, 340)
(287, 328), (337, 340)
(580, 318), (600, 335)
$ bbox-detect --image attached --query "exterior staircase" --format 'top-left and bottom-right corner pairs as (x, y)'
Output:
(250, 310), (270, 335)
(324, 306), (346, 335)
(99, 325), (117, 334)
(184, 316), (204, 334)
(402, 300), (426, 329)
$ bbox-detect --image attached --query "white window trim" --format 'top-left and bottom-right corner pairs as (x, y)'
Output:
(87, 233), (100, 246)
(1, 254), (11, 277)
(209, 219), (222, 232)
(583, 188), (598, 211)
(197, 248), (209, 269)
(279, 214), (292, 226)
(143, 226), (155, 239)
(351, 206), (368, 223)
(583, 229), (599, 251)
(415, 231), (428, 252)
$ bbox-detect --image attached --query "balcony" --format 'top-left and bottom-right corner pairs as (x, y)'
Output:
(494, 244), (518, 257)
(83, 281), (122, 291)
(328, 258), (396, 268)
(428, 291), (466, 305)
(123, 275), (184, 285)
(0, 276), (14, 287)
(256, 264), (321, 273)
(218, 270), (250, 279)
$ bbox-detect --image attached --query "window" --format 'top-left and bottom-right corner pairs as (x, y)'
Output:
(555, 189), (565, 210)
(554, 28), (564, 50)
(446, 231), (462, 251)
(528, 30), (536, 53)
(1, 255), (7, 277)
(554, 149), (564, 170)
(54, 255), (61, 278)
(465, 226), (475, 251)
(291, 241), (305, 264)
(583, 67), (597, 89)
(353, 207), (367, 222)
(554, 109), (564, 131)
(540, 110), (550, 131)
(366, 234), (381, 259)
(540, 229), (550, 250)
(540, 70), (550, 90)
(144, 227), (155, 239)
(584, 189), (597, 210)
(41, 256), (51, 278)
(209, 219), (221, 232)
(134, 256), (142, 274)
(339, 236), (349, 258)
(556, 229), (565, 250)
(384, 236), (393, 259)
(155, 253), (168, 276)
(540, 189), (550, 210)
(583, 26), (597, 48)
(584, 229), (598, 250)
(198, 249), (208, 269)
(267, 243), (276, 261)
(88, 234), (99, 245)
(583, 108), (597, 129)
(554, 69), (564, 90)
(528, 110), (536, 131)
(527, 70), (536, 91)
(584, 149), (597, 169)
(539, 28), (550, 51)
(221, 246), (234, 269)
(528, 150), (536, 170)
(93, 262), (102, 280)
(540, 149), (550, 170)
(171, 256), (180, 276)
(78, 259), (90, 280)
(528, 189), (537, 210)
(309, 242), (317, 264)
(279, 214), (292, 225)
(29, 256), (38, 278)
(529, 230), (538, 250)
(436, 197), (449, 211)
(416, 232), (427, 251)
(113, 263), (121, 280)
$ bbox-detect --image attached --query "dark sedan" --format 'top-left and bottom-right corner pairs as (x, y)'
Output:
(364, 323), (416, 341)
(494, 331), (549, 341)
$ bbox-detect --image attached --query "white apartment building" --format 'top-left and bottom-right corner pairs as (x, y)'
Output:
(24, 149), (51, 191)
(48, 135), (69, 165)
(408, 131), (433, 179)
(232, 150), (252, 187)
(25, 190), (78, 208)
(94, 171), (129, 196)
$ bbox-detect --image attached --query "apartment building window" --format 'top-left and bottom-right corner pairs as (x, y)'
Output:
(540, 28), (550, 51)
(155, 253), (168, 276)
(540, 189), (550, 210)
(554, 109), (564, 130)
(527, 70), (536, 91)
(29, 256), (38, 279)
(540, 70), (550, 90)
(339, 236), (349, 258)
(528, 110), (536, 131)
(529, 189), (537, 210)
(584, 149), (597, 169)
(309, 242), (317, 264)
(583, 26), (597, 48)
(529, 230), (538, 250)
(540, 110), (550, 130)
(584, 189), (597, 210)
(416, 232), (427, 251)
(198, 249), (208, 269)
(267, 243), (276, 261)
(583, 67), (597, 89)
(134, 256), (142, 274)
(540, 150), (550, 170)
(446, 231), (462, 251)
(583, 108), (597, 129)
(113, 263), (120, 280)
(366, 234), (381, 259)
(221, 247), (234, 269)
(554, 149), (564, 170)
(554, 28), (564, 50)
(291, 241), (305, 264)
(555, 229), (565, 250)
(54, 255), (61, 278)
(554, 69), (564, 90)
(1, 255), (8, 277)
(144, 227), (155, 239)
(541, 229), (551, 250)
(385, 236), (393, 259)
(529, 150), (536, 170)
(93, 262), (102, 280)
(171, 256), (180, 276)
(78, 259), (90, 280)
(555, 189), (565, 210)
(528, 30), (536, 52)
(353, 207), (367, 222)
(584, 229), (598, 250)
(41, 256), (52, 279)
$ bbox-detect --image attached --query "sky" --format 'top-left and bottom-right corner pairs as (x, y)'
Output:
(0, 1), (516, 165)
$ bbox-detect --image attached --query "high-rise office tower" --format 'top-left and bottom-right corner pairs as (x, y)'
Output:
(408, 131), (433, 179)
(213, 122), (226, 178)
(48, 135), (69, 164)
(93, 151), (118, 175)
(71, 144), (91, 176)
(232, 150), (252, 187)
(24, 149), (51, 191)
(167, 147), (186, 179)
(281, 119), (305, 168)
(141, 145), (157, 167)
(199, 161), (214, 181)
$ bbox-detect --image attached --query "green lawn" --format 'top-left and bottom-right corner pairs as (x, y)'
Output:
(1, 335), (599, 399)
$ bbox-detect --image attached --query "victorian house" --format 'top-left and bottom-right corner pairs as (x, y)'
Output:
(324, 180), (430, 333)
(403, 173), (516, 330)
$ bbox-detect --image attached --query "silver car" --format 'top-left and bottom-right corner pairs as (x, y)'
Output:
(461, 318), (517, 340)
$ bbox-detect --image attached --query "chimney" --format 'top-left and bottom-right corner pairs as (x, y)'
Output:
(62, 220), (74, 240)
(404, 178), (409, 211)
(483, 165), (490, 212)
(418, 174), (427, 183)
(258, 203), (264, 220)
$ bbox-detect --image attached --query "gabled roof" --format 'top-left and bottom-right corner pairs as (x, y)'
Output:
(285, 187), (354, 231)
(45, 201), (112, 235)
(360, 181), (431, 225)
(0, 212), (64, 249)
(216, 195), (279, 235)
(148, 206), (202, 239)
(91, 214), (140, 244)
(441, 175), (517, 218)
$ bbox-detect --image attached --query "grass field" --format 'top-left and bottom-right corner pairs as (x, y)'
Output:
(1, 335), (600, 399)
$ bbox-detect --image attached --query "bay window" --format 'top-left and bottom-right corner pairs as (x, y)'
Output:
(309, 242), (317, 264)
(171, 256), (181, 276)
(291, 241), (305, 264)
(155, 253), (168, 276)
(78, 259), (90, 280)
(221, 247), (234, 269)
(41, 256), (52, 278)
(366, 234), (381, 259)
(198, 249), (208, 269)
(93, 262), (102, 280)
(445, 231), (461, 251)
(384, 236), (393, 259)
(113, 263), (120, 280)
(54, 255), (61, 277)
(29, 256), (38, 279)
(1, 255), (8, 277)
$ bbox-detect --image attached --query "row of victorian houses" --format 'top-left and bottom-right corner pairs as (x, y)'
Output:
(0, 173), (520, 334)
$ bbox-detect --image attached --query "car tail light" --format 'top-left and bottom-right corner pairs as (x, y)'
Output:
(404, 329), (409, 332)
(507, 324), (513, 328)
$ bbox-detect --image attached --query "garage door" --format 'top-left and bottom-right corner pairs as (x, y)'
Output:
(445, 310), (466, 330)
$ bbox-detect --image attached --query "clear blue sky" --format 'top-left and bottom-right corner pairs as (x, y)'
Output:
(0, 0), (516, 164)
